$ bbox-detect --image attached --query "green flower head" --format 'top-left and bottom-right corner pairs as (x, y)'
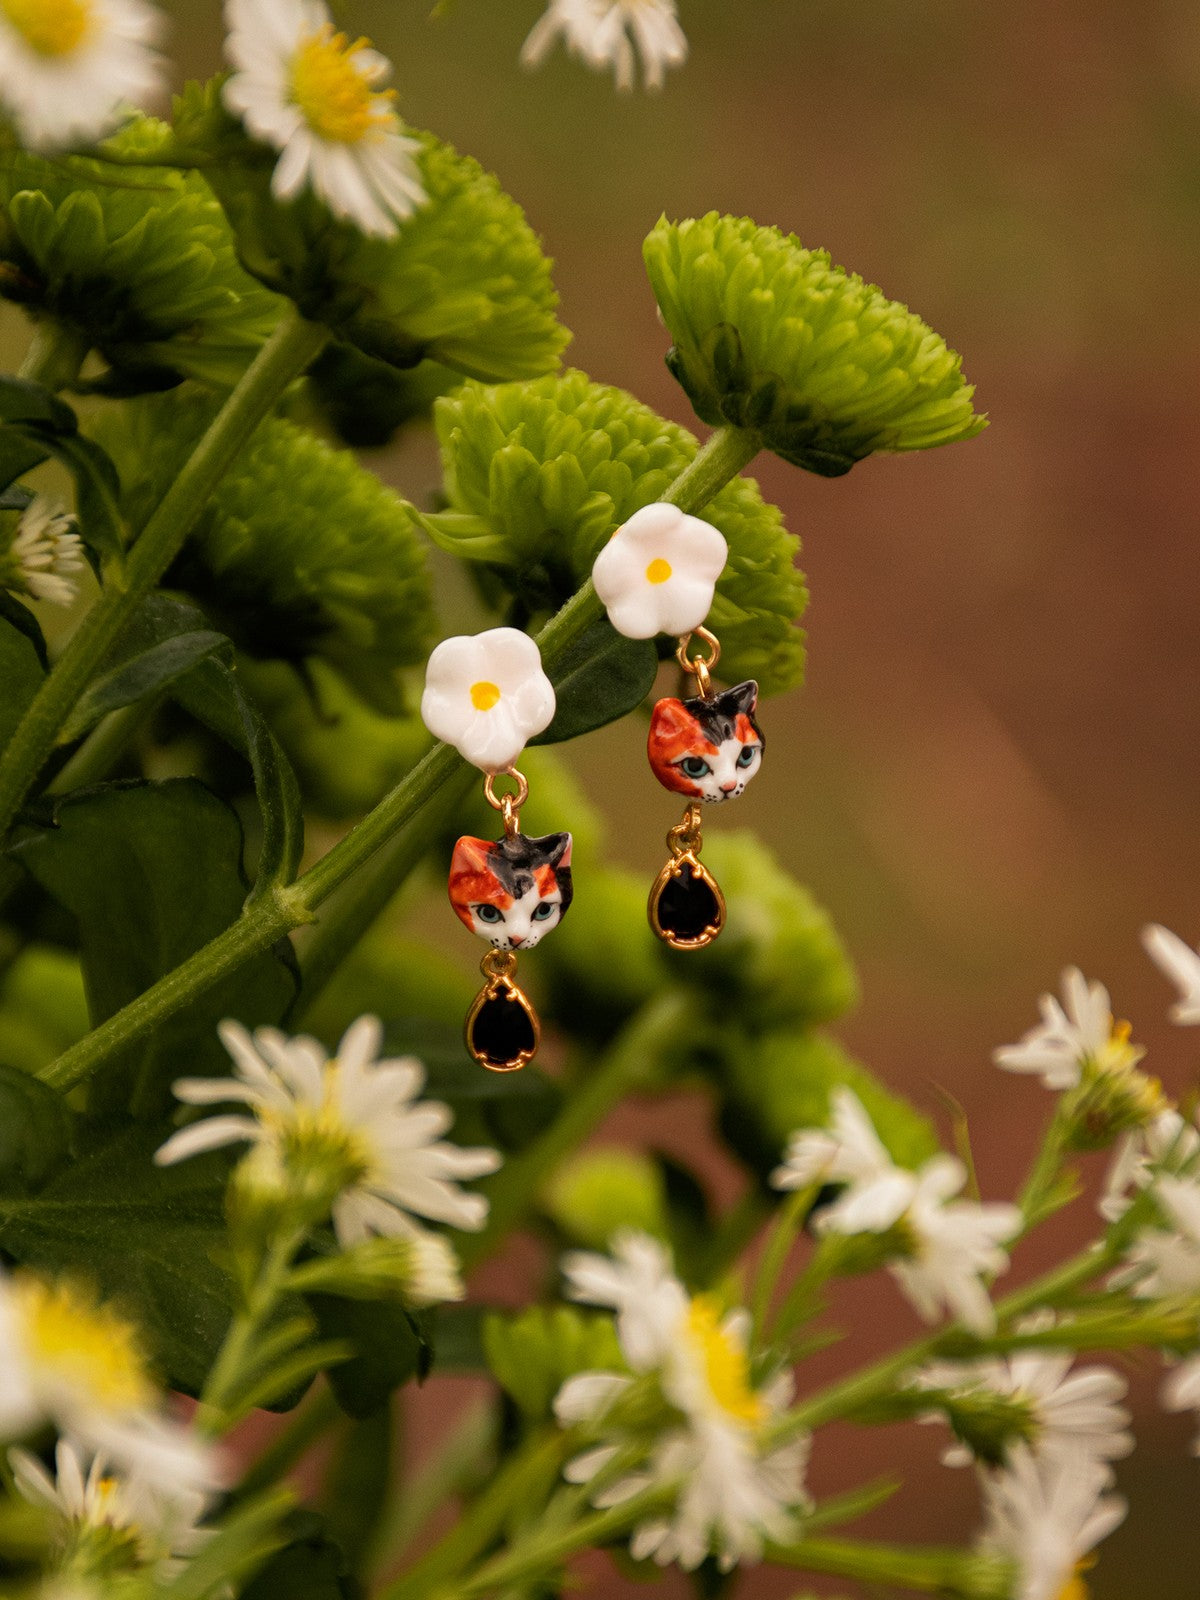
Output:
(91, 388), (437, 712)
(644, 214), (986, 476)
(177, 83), (569, 384)
(431, 370), (808, 694)
(0, 119), (285, 389)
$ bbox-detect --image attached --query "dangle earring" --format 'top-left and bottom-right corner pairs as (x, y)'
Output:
(592, 503), (765, 950)
(420, 627), (572, 1071)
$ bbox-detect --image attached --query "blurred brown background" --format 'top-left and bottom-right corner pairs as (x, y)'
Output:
(27, 0), (1200, 1591)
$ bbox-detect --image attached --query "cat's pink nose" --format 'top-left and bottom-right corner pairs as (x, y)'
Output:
(510, 934), (524, 946)
(721, 781), (737, 793)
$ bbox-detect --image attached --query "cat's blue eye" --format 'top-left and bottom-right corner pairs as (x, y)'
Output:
(680, 756), (711, 778)
(531, 902), (556, 921)
(474, 904), (503, 924)
(737, 745), (760, 768)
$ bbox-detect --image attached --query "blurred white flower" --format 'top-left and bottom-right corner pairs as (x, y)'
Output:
(554, 1230), (810, 1572)
(978, 1446), (1126, 1600)
(521, 0), (687, 92)
(1099, 1109), (1200, 1223)
(993, 968), (1143, 1091)
(156, 1014), (501, 1242)
(1142, 923), (1200, 1025)
(591, 502), (727, 640)
(420, 626), (556, 773)
(771, 1086), (919, 1233)
(0, 0), (164, 151)
(223, 0), (426, 237)
(2, 497), (85, 607)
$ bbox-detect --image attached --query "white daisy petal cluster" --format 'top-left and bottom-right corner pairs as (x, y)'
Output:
(993, 967), (1146, 1093)
(1142, 922), (1200, 1025)
(521, 0), (687, 93)
(1099, 1107), (1199, 1223)
(10, 1438), (213, 1580)
(223, 0), (427, 238)
(552, 1231), (810, 1573)
(978, 1446), (1126, 1600)
(2, 497), (85, 607)
(915, 1339), (1131, 1478)
(591, 502), (727, 641)
(0, 0), (165, 152)
(155, 1015), (501, 1279)
(420, 626), (556, 773)
(0, 1266), (223, 1501)
(771, 1088), (1021, 1333)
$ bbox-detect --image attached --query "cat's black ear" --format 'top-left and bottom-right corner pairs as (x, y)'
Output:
(725, 680), (759, 717)
(545, 831), (573, 868)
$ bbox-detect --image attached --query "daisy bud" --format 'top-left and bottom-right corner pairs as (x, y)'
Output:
(293, 1230), (465, 1309)
(431, 370), (807, 694)
(0, 494), (84, 607)
(0, 122), (283, 390)
(92, 388), (436, 713)
(543, 1147), (671, 1251)
(643, 213), (985, 477)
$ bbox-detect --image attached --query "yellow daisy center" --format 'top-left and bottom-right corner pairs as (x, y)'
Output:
(1, 0), (91, 57)
(14, 1274), (154, 1412)
(1056, 1558), (1095, 1600)
(645, 557), (673, 584)
(470, 680), (502, 711)
(683, 1294), (765, 1426)
(259, 1069), (373, 1191)
(289, 25), (394, 145)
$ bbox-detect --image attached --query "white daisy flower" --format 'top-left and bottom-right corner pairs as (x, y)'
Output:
(1161, 1352), (1200, 1452)
(993, 967), (1144, 1091)
(155, 1014), (502, 1242)
(521, 0), (688, 93)
(889, 1156), (1021, 1334)
(420, 626), (556, 774)
(770, 1087), (921, 1233)
(2, 496), (85, 607)
(0, 1268), (221, 1496)
(915, 1346), (1131, 1477)
(223, 0), (427, 238)
(554, 1230), (810, 1573)
(10, 1437), (215, 1578)
(1099, 1109), (1200, 1223)
(1142, 923), (1200, 1025)
(0, 0), (164, 152)
(591, 502), (727, 641)
(978, 1446), (1126, 1600)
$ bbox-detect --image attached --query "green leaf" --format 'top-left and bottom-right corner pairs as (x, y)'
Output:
(483, 1306), (622, 1421)
(531, 619), (657, 746)
(240, 1515), (358, 1600)
(12, 780), (298, 1121)
(0, 376), (76, 432)
(320, 1409), (393, 1574)
(0, 431), (49, 491)
(47, 430), (128, 559)
(0, 1064), (71, 1195)
(61, 629), (228, 743)
(0, 594), (46, 748)
(0, 1125), (237, 1393)
(306, 1292), (426, 1419)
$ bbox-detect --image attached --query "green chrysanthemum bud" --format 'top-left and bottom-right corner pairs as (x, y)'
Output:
(91, 388), (437, 712)
(0, 120), (284, 389)
(176, 83), (568, 384)
(483, 1305), (623, 1421)
(643, 214), (985, 476)
(430, 370), (807, 694)
(539, 866), (668, 1042)
(720, 1028), (939, 1179)
(667, 833), (857, 1029)
(543, 1146), (670, 1250)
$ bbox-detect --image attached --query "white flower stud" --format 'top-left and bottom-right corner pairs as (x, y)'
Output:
(592, 502), (727, 641)
(420, 627), (556, 774)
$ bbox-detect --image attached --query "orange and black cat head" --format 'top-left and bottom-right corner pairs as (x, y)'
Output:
(449, 831), (574, 950)
(647, 680), (763, 803)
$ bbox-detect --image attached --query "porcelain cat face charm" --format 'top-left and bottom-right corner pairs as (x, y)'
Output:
(647, 681), (764, 804)
(449, 831), (574, 951)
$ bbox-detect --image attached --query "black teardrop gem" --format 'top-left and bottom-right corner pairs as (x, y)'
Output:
(467, 984), (538, 1071)
(649, 855), (725, 949)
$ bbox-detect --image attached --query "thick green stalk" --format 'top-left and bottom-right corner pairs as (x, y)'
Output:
(37, 428), (762, 1096)
(0, 307), (329, 842)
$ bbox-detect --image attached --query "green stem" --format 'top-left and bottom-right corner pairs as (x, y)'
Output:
(18, 320), (88, 391)
(0, 307), (329, 843)
(458, 990), (694, 1271)
(766, 1536), (1011, 1599)
(368, 1398), (495, 1578)
(197, 1226), (306, 1433)
(750, 1187), (811, 1339)
(36, 429), (761, 1098)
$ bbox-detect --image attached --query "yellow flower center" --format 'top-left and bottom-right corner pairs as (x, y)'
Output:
(683, 1294), (765, 1426)
(645, 558), (673, 584)
(470, 680), (502, 712)
(1056, 1558), (1095, 1600)
(1, 0), (91, 56)
(14, 1274), (154, 1413)
(289, 25), (394, 144)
